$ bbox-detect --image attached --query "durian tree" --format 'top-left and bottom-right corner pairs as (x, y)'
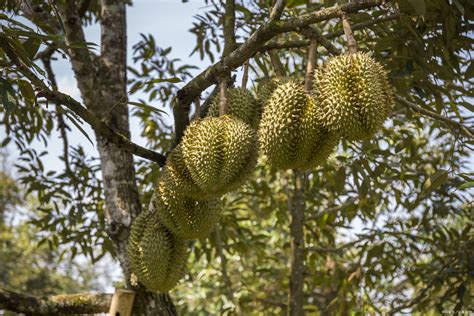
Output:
(0, 0), (473, 315)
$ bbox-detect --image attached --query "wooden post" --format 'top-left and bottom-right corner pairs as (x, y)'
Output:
(108, 288), (135, 316)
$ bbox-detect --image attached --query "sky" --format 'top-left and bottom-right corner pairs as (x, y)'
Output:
(5, 0), (212, 172)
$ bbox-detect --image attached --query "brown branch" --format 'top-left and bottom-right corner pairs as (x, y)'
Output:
(304, 40), (318, 93)
(172, 1), (384, 145)
(223, 0), (237, 56)
(1, 42), (167, 166)
(259, 13), (399, 52)
(395, 96), (474, 139)
(192, 96), (201, 121)
(269, 51), (285, 77)
(341, 12), (358, 53)
(57, 0), (100, 105)
(269, 0), (287, 21)
(0, 287), (111, 315)
(300, 26), (341, 56)
(241, 60), (249, 88)
(219, 80), (229, 116)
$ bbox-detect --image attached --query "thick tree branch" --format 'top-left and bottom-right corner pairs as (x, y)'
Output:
(223, 0), (237, 56)
(395, 96), (474, 139)
(259, 13), (399, 52)
(1, 42), (167, 166)
(0, 287), (111, 315)
(57, 0), (100, 108)
(173, 1), (384, 145)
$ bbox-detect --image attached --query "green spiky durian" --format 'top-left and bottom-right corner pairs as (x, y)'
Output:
(313, 52), (393, 140)
(153, 174), (222, 240)
(181, 116), (258, 196)
(255, 78), (278, 106)
(207, 88), (260, 127)
(259, 80), (337, 170)
(162, 145), (202, 198)
(128, 211), (187, 292)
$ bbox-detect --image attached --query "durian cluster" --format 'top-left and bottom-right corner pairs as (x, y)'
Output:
(128, 51), (393, 292)
(259, 52), (393, 170)
(128, 115), (258, 292)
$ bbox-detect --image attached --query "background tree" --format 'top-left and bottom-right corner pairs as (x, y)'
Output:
(0, 0), (473, 315)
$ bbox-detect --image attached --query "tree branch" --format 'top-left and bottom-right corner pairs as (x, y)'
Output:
(172, 1), (384, 145)
(56, 0), (100, 109)
(1, 42), (167, 166)
(0, 287), (111, 315)
(395, 96), (474, 139)
(259, 13), (399, 52)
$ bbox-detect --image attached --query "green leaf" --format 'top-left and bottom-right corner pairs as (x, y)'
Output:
(0, 78), (17, 112)
(128, 101), (168, 116)
(143, 78), (181, 84)
(465, 62), (474, 79)
(411, 0), (426, 15)
(65, 113), (94, 145)
(23, 37), (41, 59)
(422, 170), (448, 194)
(18, 80), (36, 106)
(458, 182), (474, 190)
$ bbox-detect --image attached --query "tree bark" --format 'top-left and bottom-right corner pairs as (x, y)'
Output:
(95, 1), (177, 314)
(0, 287), (112, 315)
(288, 170), (305, 316)
(55, 0), (177, 314)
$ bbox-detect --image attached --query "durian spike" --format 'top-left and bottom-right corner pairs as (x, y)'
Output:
(305, 40), (318, 93)
(341, 12), (358, 54)
(219, 80), (228, 116)
(269, 50), (285, 77)
(241, 60), (249, 88)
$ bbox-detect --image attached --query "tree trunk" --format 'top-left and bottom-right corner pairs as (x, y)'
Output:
(288, 170), (305, 316)
(61, 0), (177, 314)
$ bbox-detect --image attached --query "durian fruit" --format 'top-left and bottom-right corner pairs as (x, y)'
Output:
(313, 52), (393, 140)
(128, 211), (187, 292)
(259, 80), (337, 170)
(162, 145), (202, 198)
(181, 116), (258, 196)
(207, 88), (260, 127)
(255, 78), (278, 106)
(153, 173), (222, 240)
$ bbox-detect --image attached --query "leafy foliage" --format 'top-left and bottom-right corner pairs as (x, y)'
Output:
(0, 0), (472, 314)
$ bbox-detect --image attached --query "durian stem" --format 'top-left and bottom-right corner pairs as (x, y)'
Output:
(241, 60), (250, 88)
(304, 40), (318, 93)
(269, 50), (285, 77)
(219, 80), (229, 116)
(288, 169), (306, 316)
(193, 97), (201, 120)
(341, 12), (358, 54)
